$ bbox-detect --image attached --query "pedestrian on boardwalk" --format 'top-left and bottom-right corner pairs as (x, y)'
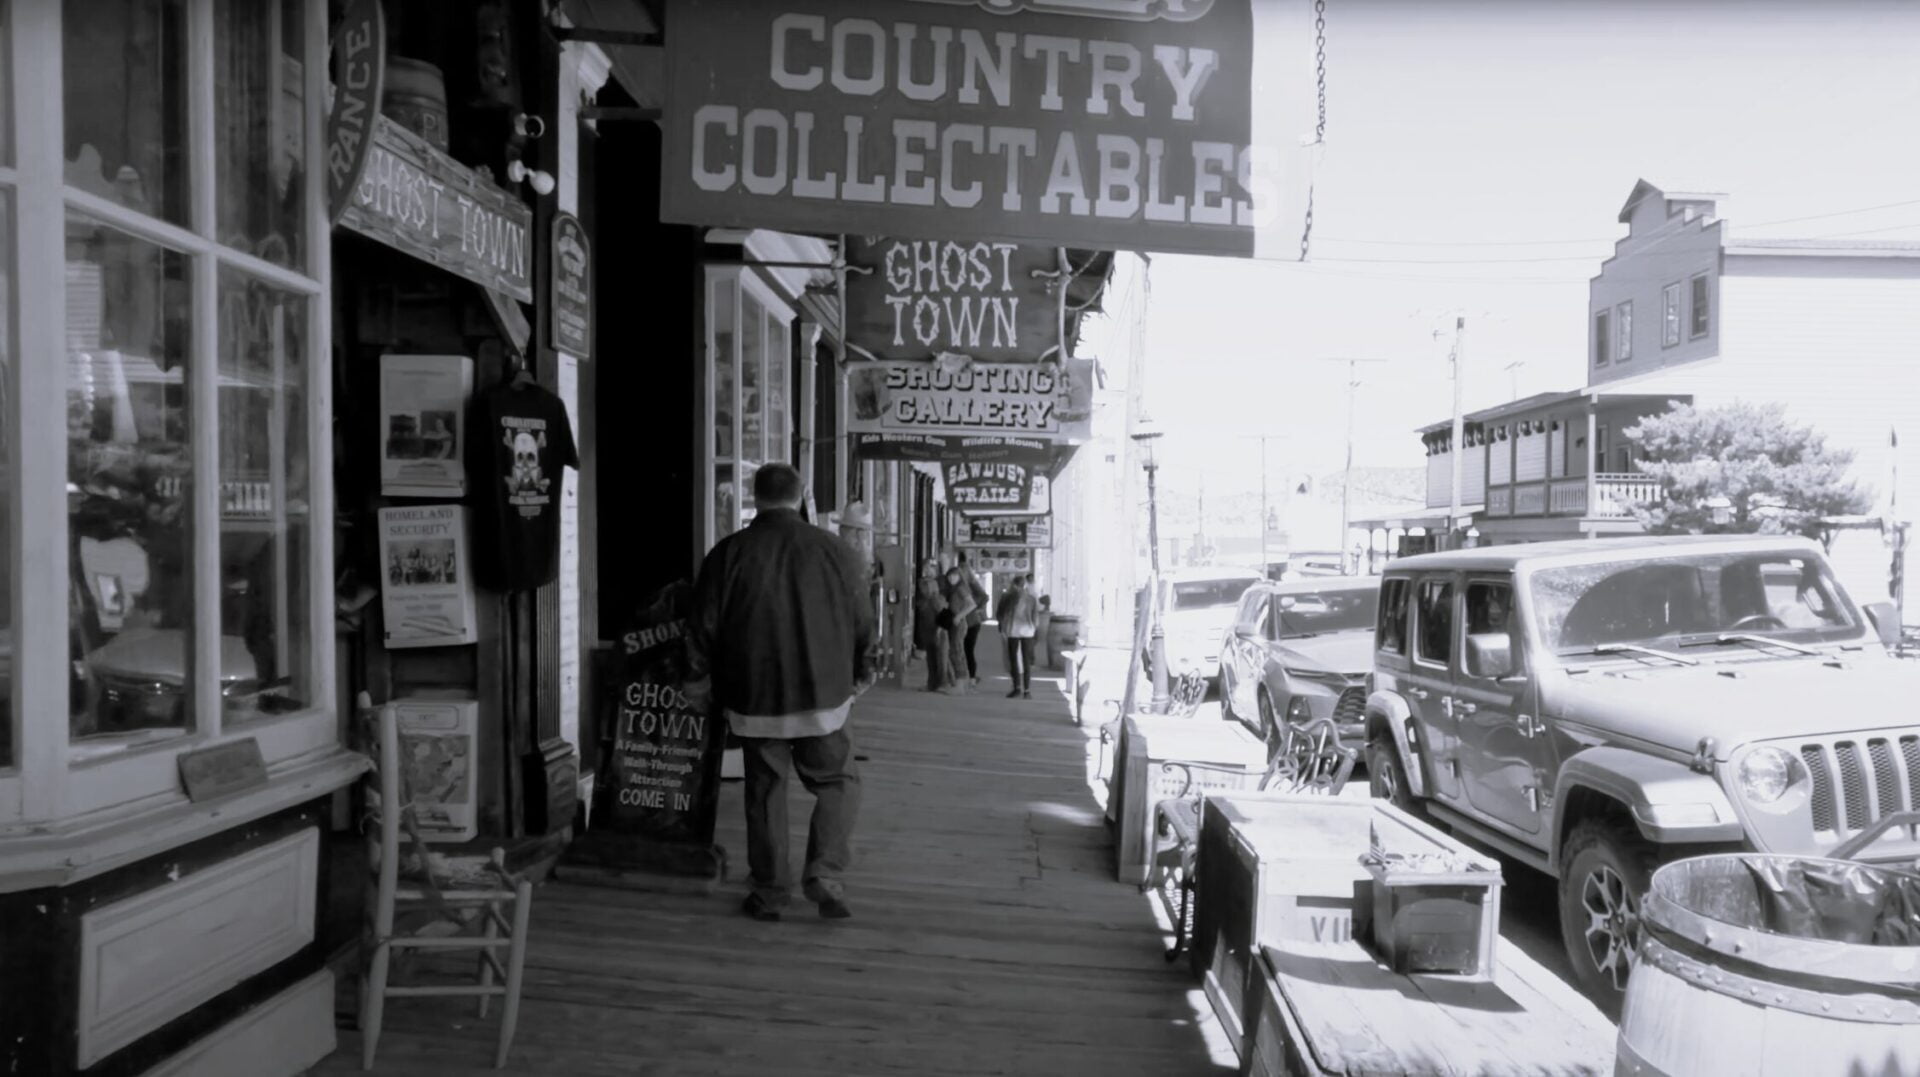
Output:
(996, 574), (1040, 699)
(913, 575), (951, 692)
(955, 554), (990, 686)
(942, 566), (978, 693)
(685, 464), (873, 923)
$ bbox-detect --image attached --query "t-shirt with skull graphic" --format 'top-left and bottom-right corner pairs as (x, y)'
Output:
(469, 379), (578, 591)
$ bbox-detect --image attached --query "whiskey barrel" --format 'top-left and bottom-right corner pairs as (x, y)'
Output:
(1615, 854), (1920, 1077)
(383, 58), (450, 151)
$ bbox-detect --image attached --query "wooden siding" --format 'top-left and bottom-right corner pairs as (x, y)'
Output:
(315, 664), (1234, 1075)
(1515, 432), (1548, 482)
(1589, 195), (1723, 385)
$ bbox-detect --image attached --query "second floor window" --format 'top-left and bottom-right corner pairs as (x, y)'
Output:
(1594, 309), (1611, 367)
(1690, 273), (1711, 338)
(1616, 301), (1633, 362)
(1663, 282), (1682, 346)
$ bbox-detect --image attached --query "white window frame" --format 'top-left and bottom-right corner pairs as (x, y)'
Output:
(699, 265), (796, 554)
(1690, 272), (1711, 340)
(1615, 300), (1633, 362)
(4, 0), (334, 828)
(1662, 282), (1682, 347)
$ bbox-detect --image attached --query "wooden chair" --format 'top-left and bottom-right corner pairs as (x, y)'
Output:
(357, 692), (534, 1070)
(1146, 716), (1358, 962)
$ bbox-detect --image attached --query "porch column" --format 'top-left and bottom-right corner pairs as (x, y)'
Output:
(1585, 401), (1599, 540)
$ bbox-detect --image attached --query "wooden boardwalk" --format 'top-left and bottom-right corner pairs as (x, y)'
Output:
(319, 661), (1235, 1075)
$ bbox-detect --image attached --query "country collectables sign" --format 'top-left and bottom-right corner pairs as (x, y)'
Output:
(962, 515), (1052, 548)
(848, 356), (1095, 440)
(660, 0), (1315, 258)
(845, 237), (1062, 363)
(943, 461), (1050, 514)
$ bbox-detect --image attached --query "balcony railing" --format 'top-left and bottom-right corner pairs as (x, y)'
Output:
(1478, 473), (1663, 519)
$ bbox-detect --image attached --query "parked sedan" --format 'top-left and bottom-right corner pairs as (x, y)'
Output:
(1217, 577), (1380, 750)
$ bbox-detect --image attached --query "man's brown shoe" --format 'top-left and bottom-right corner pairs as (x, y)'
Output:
(741, 893), (782, 922)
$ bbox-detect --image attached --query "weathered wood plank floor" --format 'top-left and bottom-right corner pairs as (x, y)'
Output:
(319, 663), (1234, 1075)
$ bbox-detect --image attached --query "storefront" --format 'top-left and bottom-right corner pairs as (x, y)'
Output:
(0, 3), (608, 1073)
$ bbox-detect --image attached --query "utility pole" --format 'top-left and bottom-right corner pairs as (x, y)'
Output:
(1259, 437), (1269, 577)
(1315, 358), (1389, 573)
(1448, 318), (1467, 549)
(1134, 431), (1169, 712)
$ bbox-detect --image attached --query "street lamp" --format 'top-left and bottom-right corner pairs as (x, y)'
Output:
(1132, 429), (1170, 713)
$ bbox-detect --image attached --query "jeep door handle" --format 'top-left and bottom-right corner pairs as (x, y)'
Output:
(1406, 687), (1430, 700)
(1453, 699), (1478, 716)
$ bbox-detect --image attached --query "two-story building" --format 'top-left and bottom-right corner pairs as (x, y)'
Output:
(1408, 180), (1920, 613)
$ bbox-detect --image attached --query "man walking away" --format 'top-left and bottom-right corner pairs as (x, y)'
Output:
(996, 575), (1040, 699)
(686, 464), (874, 922)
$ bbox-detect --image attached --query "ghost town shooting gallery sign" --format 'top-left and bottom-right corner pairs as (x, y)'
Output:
(848, 356), (1095, 440)
(661, 1), (1312, 257)
(845, 237), (1062, 362)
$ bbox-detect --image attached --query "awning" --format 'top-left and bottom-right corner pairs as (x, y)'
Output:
(1350, 505), (1483, 531)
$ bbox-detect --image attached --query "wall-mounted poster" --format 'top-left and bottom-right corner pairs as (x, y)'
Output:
(847, 357), (1095, 441)
(845, 238), (1062, 363)
(386, 694), (479, 842)
(380, 354), (472, 497)
(961, 515), (1053, 549)
(378, 504), (479, 648)
(943, 461), (1050, 515)
(551, 211), (593, 358)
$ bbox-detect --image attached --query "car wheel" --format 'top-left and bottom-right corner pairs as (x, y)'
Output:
(1558, 817), (1659, 1016)
(1366, 733), (1422, 815)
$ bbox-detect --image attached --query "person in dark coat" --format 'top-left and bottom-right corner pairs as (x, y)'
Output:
(686, 464), (875, 922)
(913, 575), (951, 691)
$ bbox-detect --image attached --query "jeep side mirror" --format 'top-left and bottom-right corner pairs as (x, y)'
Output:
(1863, 602), (1901, 648)
(1466, 632), (1515, 679)
(1235, 622), (1260, 640)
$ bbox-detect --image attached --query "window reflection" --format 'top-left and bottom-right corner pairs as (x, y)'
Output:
(741, 294), (763, 464)
(66, 214), (195, 757)
(215, 0), (306, 267)
(217, 268), (311, 721)
(64, 0), (189, 227)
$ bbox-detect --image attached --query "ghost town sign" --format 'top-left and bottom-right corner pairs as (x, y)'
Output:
(845, 238), (1061, 362)
(661, 1), (1309, 257)
(337, 115), (535, 303)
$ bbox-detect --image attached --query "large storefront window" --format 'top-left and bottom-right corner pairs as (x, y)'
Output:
(63, 0), (190, 227)
(66, 214), (195, 759)
(0, 190), (12, 772)
(214, 0), (307, 268)
(703, 268), (792, 548)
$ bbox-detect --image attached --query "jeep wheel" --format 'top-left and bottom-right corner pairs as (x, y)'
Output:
(1366, 734), (1421, 816)
(1558, 818), (1658, 1015)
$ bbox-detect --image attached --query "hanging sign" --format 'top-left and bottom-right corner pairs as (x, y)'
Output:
(969, 548), (1035, 575)
(551, 212), (594, 358)
(338, 115), (536, 302)
(845, 238), (1062, 363)
(962, 515), (1053, 549)
(848, 357), (1095, 441)
(854, 431), (1055, 464)
(326, 0), (386, 223)
(591, 583), (727, 848)
(660, 1), (1314, 258)
(943, 461), (1046, 513)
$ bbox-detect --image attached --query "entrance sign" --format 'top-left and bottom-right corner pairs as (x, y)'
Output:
(845, 238), (1061, 363)
(326, 0), (386, 223)
(551, 212), (594, 358)
(660, 0), (1314, 258)
(338, 116), (536, 302)
(944, 461), (1049, 514)
(848, 357), (1095, 440)
(962, 515), (1053, 548)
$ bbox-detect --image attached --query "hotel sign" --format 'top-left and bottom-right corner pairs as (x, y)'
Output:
(847, 357), (1095, 440)
(962, 514), (1052, 548)
(338, 115), (535, 303)
(661, 0), (1312, 257)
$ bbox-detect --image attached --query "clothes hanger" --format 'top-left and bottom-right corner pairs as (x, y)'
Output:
(507, 349), (535, 389)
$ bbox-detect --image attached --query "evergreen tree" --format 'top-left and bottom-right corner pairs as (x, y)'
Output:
(1623, 401), (1872, 536)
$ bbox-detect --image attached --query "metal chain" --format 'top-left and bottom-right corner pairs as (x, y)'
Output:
(1300, 0), (1328, 262)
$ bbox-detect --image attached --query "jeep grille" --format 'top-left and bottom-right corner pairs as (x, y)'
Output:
(1799, 736), (1920, 837)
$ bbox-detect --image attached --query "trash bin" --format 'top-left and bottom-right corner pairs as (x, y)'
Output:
(1615, 853), (1920, 1077)
(1045, 615), (1079, 671)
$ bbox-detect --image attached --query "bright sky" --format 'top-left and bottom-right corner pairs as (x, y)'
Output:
(1140, 0), (1920, 496)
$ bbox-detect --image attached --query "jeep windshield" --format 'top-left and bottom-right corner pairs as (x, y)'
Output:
(1530, 550), (1862, 656)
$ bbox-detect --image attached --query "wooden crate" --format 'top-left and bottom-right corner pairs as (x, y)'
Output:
(1112, 715), (1267, 886)
(1193, 795), (1494, 1065)
(1361, 861), (1502, 979)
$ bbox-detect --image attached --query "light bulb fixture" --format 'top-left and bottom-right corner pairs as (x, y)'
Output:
(512, 113), (547, 140)
(505, 158), (556, 196)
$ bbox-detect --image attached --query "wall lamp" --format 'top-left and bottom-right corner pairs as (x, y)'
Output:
(506, 158), (556, 196)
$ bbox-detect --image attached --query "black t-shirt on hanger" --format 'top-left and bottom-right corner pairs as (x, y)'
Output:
(469, 377), (578, 592)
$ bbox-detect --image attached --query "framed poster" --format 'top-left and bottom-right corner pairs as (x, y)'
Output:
(380, 353), (472, 497)
(378, 504), (479, 648)
(387, 695), (479, 842)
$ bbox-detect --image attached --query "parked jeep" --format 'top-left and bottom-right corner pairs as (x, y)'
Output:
(1364, 535), (1910, 1007)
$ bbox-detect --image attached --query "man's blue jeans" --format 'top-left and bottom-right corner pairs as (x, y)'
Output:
(740, 726), (862, 905)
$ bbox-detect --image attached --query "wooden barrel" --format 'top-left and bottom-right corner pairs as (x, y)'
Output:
(1045, 614), (1080, 670)
(383, 57), (450, 151)
(1616, 854), (1920, 1077)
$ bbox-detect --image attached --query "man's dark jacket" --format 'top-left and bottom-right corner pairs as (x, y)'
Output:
(686, 508), (876, 719)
